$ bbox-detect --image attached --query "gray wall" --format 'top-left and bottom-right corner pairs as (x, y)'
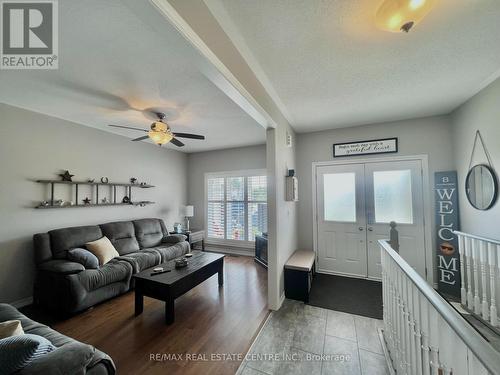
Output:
(296, 116), (455, 252)
(452, 77), (500, 238)
(0, 103), (188, 305)
(186, 144), (266, 230)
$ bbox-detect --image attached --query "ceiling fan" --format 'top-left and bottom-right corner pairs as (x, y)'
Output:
(108, 112), (205, 147)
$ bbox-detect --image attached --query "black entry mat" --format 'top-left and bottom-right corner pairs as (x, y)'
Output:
(308, 274), (383, 319)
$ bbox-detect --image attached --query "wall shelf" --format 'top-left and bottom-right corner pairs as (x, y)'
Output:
(35, 179), (155, 208)
(36, 180), (154, 188)
(36, 201), (155, 209)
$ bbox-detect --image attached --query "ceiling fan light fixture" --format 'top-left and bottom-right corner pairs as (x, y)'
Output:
(148, 129), (173, 145)
(375, 0), (435, 33)
(151, 121), (167, 132)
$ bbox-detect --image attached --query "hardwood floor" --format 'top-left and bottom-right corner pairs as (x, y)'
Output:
(52, 254), (268, 375)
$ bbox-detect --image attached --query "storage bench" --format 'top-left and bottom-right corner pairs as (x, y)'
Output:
(284, 250), (315, 302)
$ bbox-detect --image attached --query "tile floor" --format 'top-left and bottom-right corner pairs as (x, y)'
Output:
(238, 299), (390, 375)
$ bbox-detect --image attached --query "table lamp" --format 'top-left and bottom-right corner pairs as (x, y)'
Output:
(184, 205), (194, 232)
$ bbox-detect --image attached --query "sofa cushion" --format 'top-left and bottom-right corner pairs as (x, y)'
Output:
(100, 221), (140, 255)
(38, 260), (85, 275)
(68, 248), (100, 269)
(133, 219), (166, 249)
(49, 226), (103, 259)
(0, 334), (56, 374)
(116, 250), (161, 273)
(162, 234), (187, 244)
(85, 237), (120, 266)
(151, 242), (190, 263)
(0, 305), (46, 334)
(18, 341), (95, 375)
(77, 260), (133, 292)
(0, 320), (24, 339)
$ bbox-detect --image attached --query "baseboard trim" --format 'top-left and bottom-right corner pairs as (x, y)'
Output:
(203, 245), (253, 257)
(10, 296), (33, 308)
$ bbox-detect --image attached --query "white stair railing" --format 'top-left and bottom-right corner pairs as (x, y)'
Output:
(455, 231), (499, 327)
(380, 239), (500, 375)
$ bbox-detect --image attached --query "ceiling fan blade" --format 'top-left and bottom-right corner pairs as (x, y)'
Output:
(170, 138), (185, 147)
(172, 132), (205, 140)
(109, 124), (147, 132)
(131, 135), (149, 142)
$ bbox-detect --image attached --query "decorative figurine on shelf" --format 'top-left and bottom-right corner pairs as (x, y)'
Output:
(88, 179), (95, 183)
(122, 196), (130, 204)
(140, 182), (147, 187)
(59, 170), (74, 182)
(101, 197), (108, 204)
(83, 197), (91, 205)
(130, 178), (137, 184)
(100, 177), (109, 184)
(40, 201), (49, 207)
(54, 199), (63, 206)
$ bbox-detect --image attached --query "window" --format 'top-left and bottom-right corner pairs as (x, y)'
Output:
(373, 170), (413, 224)
(207, 171), (267, 243)
(323, 173), (357, 222)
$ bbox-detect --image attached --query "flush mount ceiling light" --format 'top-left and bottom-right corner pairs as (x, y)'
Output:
(376, 0), (436, 33)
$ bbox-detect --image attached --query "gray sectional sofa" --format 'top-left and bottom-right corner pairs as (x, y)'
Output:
(33, 218), (190, 316)
(0, 303), (115, 374)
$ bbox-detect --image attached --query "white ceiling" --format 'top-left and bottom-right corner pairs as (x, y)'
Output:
(209, 0), (500, 132)
(0, 0), (266, 153)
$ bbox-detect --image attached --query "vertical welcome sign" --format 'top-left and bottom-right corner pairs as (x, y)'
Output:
(435, 171), (460, 297)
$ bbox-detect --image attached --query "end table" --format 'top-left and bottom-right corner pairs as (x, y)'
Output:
(170, 229), (205, 250)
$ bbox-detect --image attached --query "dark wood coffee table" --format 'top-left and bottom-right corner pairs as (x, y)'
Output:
(133, 251), (224, 324)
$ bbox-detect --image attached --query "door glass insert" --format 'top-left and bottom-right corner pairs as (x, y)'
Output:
(373, 170), (413, 224)
(323, 173), (356, 222)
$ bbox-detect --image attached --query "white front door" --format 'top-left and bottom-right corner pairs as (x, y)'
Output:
(315, 159), (426, 280)
(316, 164), (367, 277)
(365, 160), (426, 279)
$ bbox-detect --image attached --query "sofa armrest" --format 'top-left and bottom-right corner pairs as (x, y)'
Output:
(38, 260), (85, 275)
(162, 234), (187, 244)
(18, 342), (96, 375)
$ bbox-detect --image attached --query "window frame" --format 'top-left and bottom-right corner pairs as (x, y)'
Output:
(205, 169), (267, 248)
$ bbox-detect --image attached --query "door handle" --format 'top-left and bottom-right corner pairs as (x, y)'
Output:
(368, 227), (373, 232)
(358, 227), (364, 231)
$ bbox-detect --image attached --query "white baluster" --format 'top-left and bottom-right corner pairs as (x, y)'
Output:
(458, 235), (467, 306)
(404, 276), (411, 374)
(472, 239), (481, 315)
(494, 244), (500, 328)
(465, 237), (473, 310)
(428, 309), (440, 375)
(479, 240), (489, 320)
(414, 288), (423, 375)
(421, 299), (431, 375)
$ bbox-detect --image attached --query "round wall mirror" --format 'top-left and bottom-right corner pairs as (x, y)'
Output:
(466, 164), (498, 210)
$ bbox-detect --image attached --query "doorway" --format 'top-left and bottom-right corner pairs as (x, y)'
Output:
(314, 157), (428, 281)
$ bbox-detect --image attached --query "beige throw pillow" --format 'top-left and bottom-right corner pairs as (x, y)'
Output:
(0, 320), (24, 339)
(85, 236), (119, 265)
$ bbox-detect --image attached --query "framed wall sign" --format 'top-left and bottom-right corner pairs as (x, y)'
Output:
(333, 138), (398, 158)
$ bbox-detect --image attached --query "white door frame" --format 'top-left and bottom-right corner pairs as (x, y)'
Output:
(312, 154), (434, 285)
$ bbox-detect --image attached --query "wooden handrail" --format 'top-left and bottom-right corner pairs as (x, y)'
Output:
(379, 239), (500, 374)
